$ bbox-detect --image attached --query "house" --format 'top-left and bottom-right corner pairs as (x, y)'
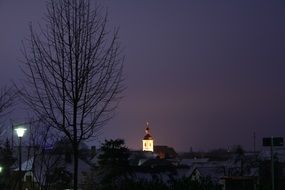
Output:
(12, 145), (93, 190)
(190, 166), (225, 184)
(9, 171), (41, 190)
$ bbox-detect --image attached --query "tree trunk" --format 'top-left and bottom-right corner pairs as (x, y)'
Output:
(73, 142), (79, 190)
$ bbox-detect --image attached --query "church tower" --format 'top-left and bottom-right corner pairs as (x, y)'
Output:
(142, 122), (154, 152)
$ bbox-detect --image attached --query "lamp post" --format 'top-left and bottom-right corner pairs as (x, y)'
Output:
(15, 127), (26, 190)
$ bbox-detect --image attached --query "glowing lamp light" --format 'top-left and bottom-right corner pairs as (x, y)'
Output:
(0, 166), (3, 173)
(15, 127), (26, 137)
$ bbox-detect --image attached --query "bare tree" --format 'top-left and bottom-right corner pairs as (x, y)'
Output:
(0, 86), (15, 118)
(20, 0), (124, 189)
(0, 86), (16, 142)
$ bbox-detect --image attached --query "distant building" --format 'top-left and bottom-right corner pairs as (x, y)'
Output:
(142, 122), (154, 152)
(154, 145), (177, 159)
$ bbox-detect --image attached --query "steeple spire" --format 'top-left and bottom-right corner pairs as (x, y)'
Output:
(145, 121), (150, 134)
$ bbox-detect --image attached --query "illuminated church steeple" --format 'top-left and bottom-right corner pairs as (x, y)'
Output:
(142, 122), (154, 152)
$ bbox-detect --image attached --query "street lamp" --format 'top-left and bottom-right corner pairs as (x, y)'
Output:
(15, 127), (26, 190)
(0, 166), (3, 173)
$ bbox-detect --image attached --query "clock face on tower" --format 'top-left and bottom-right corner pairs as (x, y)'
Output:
(143, 139), (153, 151)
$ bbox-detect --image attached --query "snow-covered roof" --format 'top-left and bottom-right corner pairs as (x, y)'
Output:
(14, 157), (34, 171)
(192, 167), (225, 183)
(180, 158), (209, 166)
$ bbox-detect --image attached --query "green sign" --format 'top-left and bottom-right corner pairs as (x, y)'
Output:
(263, 137), (283, 146)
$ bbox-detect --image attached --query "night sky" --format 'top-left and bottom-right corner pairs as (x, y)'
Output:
(1, 0), (285, 151)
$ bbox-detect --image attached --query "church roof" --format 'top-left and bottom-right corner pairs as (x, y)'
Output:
(143, 134), (153, 140)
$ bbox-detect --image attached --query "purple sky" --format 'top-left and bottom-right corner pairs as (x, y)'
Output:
(1, 0), (285, 151)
